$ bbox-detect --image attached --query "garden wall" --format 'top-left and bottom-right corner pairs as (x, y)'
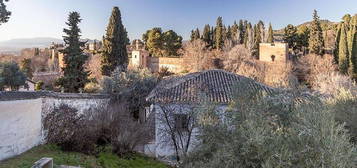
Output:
(0, 91), (110, 161)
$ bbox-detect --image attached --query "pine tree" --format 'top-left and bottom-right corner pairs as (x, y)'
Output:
(297, 25), (310, 54)
(338, 23), (349, 74)
(284, 24), (298, 49)
(215, 17), (224, 49)
(267, 23), (274, 43)
(101, 7), (129, 76)
(308, 10), (324, 55)
(56, 12), (89, 92)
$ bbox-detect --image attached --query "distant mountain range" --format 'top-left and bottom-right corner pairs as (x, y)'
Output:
(0, 37), (63, 48)
(275, 20), (337, 35)
(0, 37), (101, 54)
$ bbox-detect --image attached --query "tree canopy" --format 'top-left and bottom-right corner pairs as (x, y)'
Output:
(142, 28), (182, 57)
(0, 62), (26, 91)
(0, 0), (11, 25)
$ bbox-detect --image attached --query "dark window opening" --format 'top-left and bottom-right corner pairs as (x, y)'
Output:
(174, 114), (188, 132)
(271, 55), (276, 62)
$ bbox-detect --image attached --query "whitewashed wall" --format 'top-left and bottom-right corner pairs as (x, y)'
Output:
(0, 96), (110, 161)
(149, 103), (228, 161)
(0, 99), (43, 161)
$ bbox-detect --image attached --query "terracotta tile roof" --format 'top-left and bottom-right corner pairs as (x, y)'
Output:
(146, 69), (275, 104)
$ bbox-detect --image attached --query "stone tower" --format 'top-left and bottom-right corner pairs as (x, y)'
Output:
(131, 40), (149, 68)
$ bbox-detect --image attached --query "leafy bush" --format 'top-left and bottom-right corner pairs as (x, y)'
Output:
(158, 67), (173, 78)
(44, 104), (97, 154)
(84, 82), (101, 93)
(35, 80), (44, 91)
(44, 101), (152, 156)
(0, 62), (27, 90)
(101, 67), (158, 119)
(182, 82), (356, 167)
(328, 89), (357, 143)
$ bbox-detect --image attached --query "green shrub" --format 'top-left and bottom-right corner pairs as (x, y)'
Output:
(328, 89), (357, 143)
(84, 82), (101, 93)
(182, 84), (356, 167)
(35, 81), (44, 91)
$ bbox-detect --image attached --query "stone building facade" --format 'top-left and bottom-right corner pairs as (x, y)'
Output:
(259, 43), (289, 63)
(128, 40), (185, 73)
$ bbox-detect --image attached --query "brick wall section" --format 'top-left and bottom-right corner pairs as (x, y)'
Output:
(259, 43), (288, 63)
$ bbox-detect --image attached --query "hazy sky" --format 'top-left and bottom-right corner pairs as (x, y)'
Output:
(0, 0), (356, 41)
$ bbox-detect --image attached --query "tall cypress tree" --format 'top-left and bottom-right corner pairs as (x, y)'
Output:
(194, 28), (201, 40)
(215, 16), (224, 49)
(347, 15), (355, 59)
(244, 23), (252, 48)
(101, 7), (129, 76)
(253, 24), (261, 58)
(57, 12), (89, 93)
(190, 30), (196, 42)
(267, 23), (274, 43)
(238, 20), (245, 44)
(350, 15), (357, 79)
(202, 24), (212, 47)
(308, 10), (324, 55)
(338, 23), (349, 74)
(334, 24), (342, 64)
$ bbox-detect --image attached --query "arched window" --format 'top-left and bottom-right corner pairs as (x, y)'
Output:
(271, 55), (276, 62)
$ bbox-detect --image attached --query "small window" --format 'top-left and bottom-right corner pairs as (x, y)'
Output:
(134, 55), (137, 58)
(174, 114), (188, 132)
(271, 55), (276, 62)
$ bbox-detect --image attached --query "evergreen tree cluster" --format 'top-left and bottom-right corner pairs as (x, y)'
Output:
(56, 7), (131, 92)
(190, 17), (274, 57)
(335, 14), (357, 78)
(282, 10), (323, 55)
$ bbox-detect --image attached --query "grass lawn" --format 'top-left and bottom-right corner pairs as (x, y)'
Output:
(0, 145), (169, 168)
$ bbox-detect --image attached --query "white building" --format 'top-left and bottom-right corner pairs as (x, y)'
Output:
(145, 69), (274, 161)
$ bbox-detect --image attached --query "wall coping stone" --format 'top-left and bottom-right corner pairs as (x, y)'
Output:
(0, 91), (110, 101)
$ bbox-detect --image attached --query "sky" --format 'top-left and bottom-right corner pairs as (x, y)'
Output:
(0, 0), (357, 41)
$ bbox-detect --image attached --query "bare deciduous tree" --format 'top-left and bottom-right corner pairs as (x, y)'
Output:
(157, 104), (198, 162)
